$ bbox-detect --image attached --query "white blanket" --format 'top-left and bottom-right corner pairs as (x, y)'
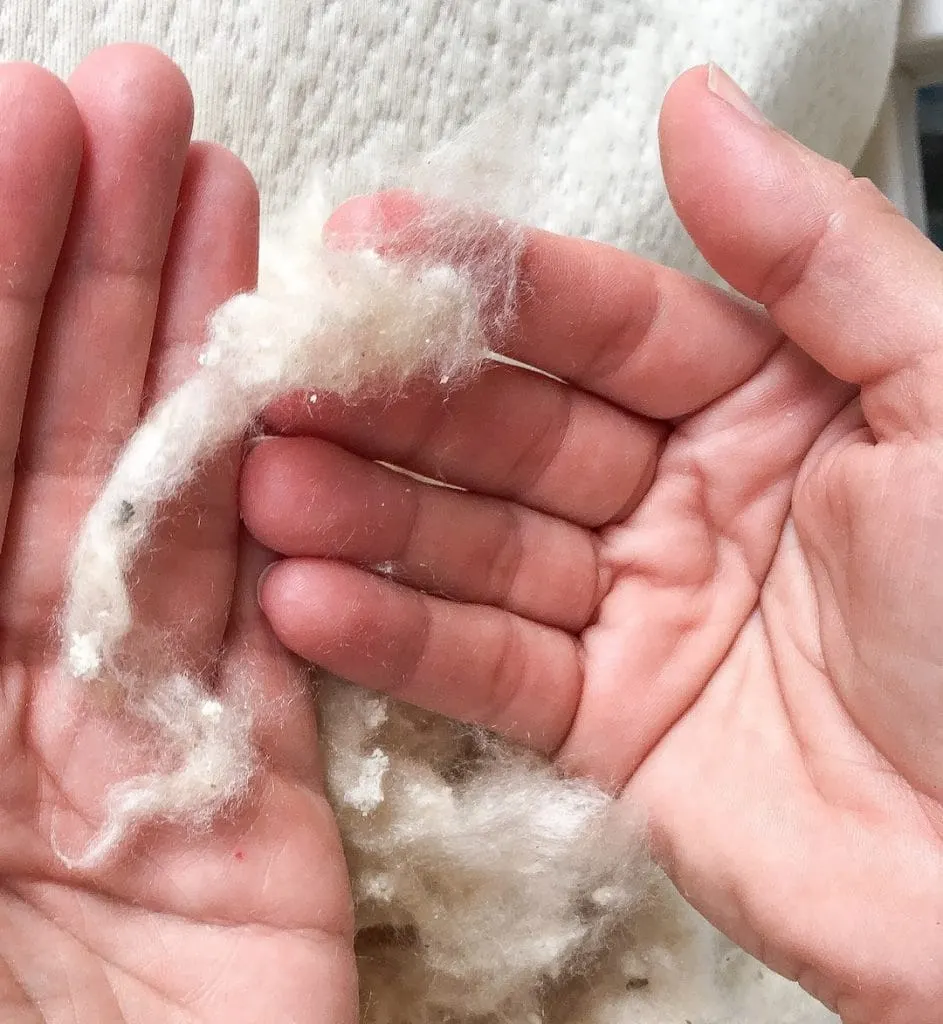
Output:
(2, 0), (900, 272)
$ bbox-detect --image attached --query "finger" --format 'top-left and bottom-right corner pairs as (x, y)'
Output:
(660, 63), (943, 441)
(266, 360), (664, 529)
(143, 142), (259, 402)
(131, 142), (259, 662)
(219, 534), (322, 780)
(0, 64), (82, 542)
(0, 46), (193, 642)
(258, 558), (583, 752)
(242, 436), (606, 632)
(324, 190), (783, 419)
(18, 44), (193, 478)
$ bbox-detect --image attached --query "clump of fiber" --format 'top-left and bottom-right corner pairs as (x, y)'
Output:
(319, 677), (837, 1024)
(319, 677), (653, 1022)
(59, 141), (526, 868)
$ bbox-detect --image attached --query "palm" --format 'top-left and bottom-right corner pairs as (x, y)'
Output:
(0, 49), (355, 1023)
(598, 365), (943, 1014)
(2, 678), (350, 1022)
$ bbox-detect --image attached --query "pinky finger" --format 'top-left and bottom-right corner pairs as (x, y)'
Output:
(258, 559), (583, 752)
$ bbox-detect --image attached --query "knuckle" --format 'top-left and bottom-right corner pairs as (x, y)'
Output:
(483, 505), (525, 605)
(578, 261), (660, 387)
(504, 383), (573, 496)
(479, 618), (527, 732)
(758, 172), (903, 310)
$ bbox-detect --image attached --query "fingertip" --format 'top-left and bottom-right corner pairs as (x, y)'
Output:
(323, 194), (385, 250)
(658, 62), (767, 217)
(257, 555), (323, 613)
(658, 64), (711, 138)
(255, 558), (350, 660)
(0, 64), (83, 295)
(68, 43), (194, 138)
(142, 139), (261, 403)
(658, 64), (943, 438)
(180, 141), (260, 266)
(323, 189), (425, 250)
(0, 62), (83, 153)
(255, 558), (316, 644)
(240, 437), (288, 549)
(186, 141), (259, 210)
(255, 557), (281, 613)
(658, 61), (853, 302)
(0, 65), (83, 201)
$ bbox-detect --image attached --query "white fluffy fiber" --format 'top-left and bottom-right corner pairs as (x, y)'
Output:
(321, 677), (837, 1024)
(319, 678), (651, 1022)
(60, 152), (525, 869)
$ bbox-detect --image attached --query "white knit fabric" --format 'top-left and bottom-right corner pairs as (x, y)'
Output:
(0, 2), (901, 1022)
(2, 0), (899, 273)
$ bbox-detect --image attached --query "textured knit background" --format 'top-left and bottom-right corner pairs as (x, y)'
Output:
(1, 0), (901, 272)
(0, 2), (902, 1021)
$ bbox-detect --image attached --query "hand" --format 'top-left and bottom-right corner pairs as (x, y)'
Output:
(243, 66), (943, 1024)
(0, 47), (355, 1023)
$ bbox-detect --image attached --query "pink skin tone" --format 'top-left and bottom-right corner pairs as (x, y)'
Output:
(246, 66), (943, 1024)
(0, 41), (937, 1024)
(0, 46), (355, 1024)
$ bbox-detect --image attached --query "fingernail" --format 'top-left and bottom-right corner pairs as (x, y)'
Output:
(707, 63), (768, 127)
(256, 562), (276, 605)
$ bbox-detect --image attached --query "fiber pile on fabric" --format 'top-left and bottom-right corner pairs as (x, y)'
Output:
(321, 679), (836, 1024)
(11, 1), (904, 1020)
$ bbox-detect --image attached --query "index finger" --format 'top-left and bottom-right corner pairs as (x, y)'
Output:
(324, 192), (782, 421)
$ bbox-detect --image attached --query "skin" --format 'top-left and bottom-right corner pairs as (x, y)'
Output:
(0, 46), (357, 1024)
(244, 67), (943, 1024)
(0, 42), (938, 1024)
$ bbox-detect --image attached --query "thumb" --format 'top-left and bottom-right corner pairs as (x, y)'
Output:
(660, 63), (943, 441)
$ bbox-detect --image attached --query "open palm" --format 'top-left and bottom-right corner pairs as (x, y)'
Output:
(0, 47), (355, 1023)
(245, 69), (943, 1024)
